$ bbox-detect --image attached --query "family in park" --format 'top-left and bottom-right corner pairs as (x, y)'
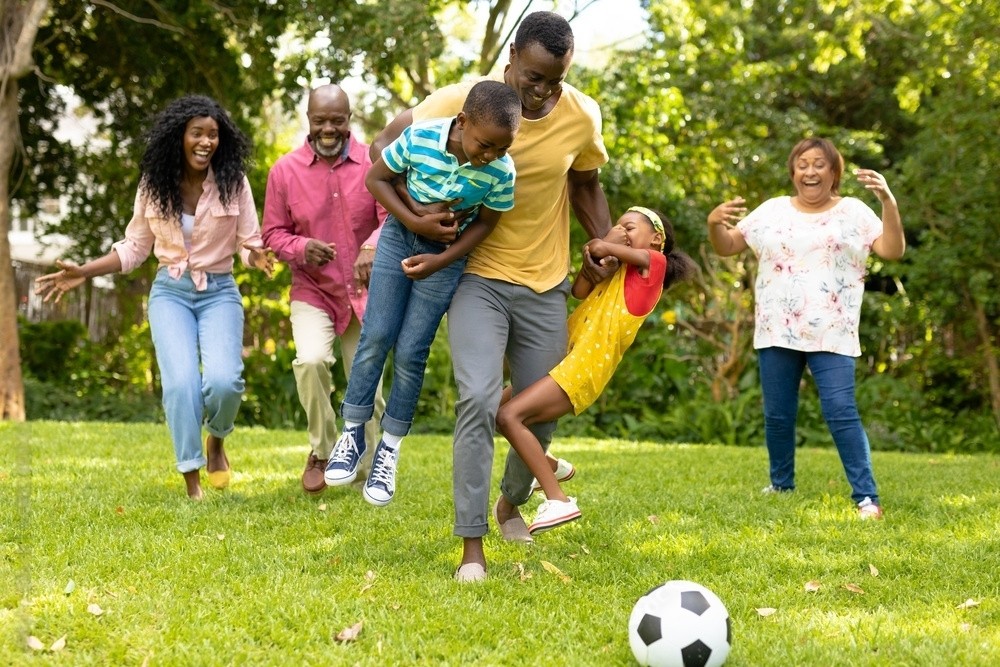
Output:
(33, 11), (904, 581)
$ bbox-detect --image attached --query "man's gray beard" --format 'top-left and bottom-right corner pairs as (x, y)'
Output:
(311, 137), (344, 158)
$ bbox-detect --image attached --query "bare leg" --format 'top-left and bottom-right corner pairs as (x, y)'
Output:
(460, 536), (486, 569)
(183, 470), (204, 500)
(496, 376), (573, 502)
(205, 434), (229, 472)
(500, 384), (561, 473)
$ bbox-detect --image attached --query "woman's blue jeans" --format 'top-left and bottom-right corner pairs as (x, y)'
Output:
(147, 269), (245, 473)
(758, 346), (879, 504)
(341, 217), (466, 437)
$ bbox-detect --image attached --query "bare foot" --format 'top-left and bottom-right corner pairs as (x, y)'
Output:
(183, 470), (204, 500)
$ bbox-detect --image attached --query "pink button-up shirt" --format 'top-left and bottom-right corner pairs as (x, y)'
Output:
(112, 170), (263, 290)
(261, 135), (384, 333)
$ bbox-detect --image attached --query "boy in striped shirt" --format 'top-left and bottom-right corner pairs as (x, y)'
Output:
(324, 80), (522, 506)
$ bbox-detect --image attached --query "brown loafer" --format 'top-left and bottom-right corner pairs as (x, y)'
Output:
(302, 453), (328, 494)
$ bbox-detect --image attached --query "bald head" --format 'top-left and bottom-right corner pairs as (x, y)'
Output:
(307, 84), (352, 161)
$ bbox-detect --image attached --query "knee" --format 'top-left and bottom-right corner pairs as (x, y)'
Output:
(495, 406), (516, 436)
(294, 353), (329, 374)
(203, 369), (244, 399)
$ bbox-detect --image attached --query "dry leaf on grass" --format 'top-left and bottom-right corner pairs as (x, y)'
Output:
(318, 503), (327, 512)
(581, 545), (590, 555)
(843, 583), (865, 594)
(956, 598), (980, 609)
(360, 570), (377, 593)
(115, 506), (125, 515)
(756, 607), (777, 617)
(804, 580), (822, 592)
(64, 580), (75, 595)
(516, 563), (532, 582)
(540, 560), (571, 583)
(868, 563), (879, 577)
(216, 534), (225, 541)
(960, 623), (972, 632)
(87, 603), (104, 616)
(647, 515), (660, 524)
(335, 621), (363, 642)
(50, 635), (67, 651)
(26, 636), (45, 651)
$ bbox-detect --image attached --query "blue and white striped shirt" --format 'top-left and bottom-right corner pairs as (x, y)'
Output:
(381, 117), (516, 226)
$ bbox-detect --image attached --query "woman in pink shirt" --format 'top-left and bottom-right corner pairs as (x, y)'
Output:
(35, 95), (274, 500)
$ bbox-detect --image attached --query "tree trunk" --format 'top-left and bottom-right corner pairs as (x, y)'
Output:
(971, 296), (1000, 430)
(1, 0), (51, 421)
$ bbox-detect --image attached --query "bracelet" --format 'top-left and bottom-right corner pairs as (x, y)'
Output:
(361, 244), (376, 251)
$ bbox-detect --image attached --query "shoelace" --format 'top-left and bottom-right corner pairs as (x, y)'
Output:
(329, 433), (357, 465)
(368, 447), (397, 488)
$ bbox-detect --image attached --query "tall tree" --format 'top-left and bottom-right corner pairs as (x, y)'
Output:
(1, 0), (48, 421)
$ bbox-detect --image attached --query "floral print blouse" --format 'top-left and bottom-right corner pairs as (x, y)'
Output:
(737, 196), (882, 357)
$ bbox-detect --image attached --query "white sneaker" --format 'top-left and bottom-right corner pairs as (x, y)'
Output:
(528, 497), (581, 535)
(529, 458), (576, 494)
(324, 425), (366, 486)
(761, 484), (792, 494)
(857, 497), (884, 520)
(362, 439), (398, 507)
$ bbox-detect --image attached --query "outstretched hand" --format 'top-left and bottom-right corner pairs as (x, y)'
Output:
(855, 169), (896, 205)
(34, 260), (86, 303)
(244, 243), (276, 278)
(707, 197), (747, 227)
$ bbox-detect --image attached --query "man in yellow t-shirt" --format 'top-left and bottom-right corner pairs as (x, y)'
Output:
(371, 11), (614, 582)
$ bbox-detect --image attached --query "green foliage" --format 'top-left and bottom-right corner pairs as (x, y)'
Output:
(17, 317), (85, 382)
(3, 422), (1000, 665)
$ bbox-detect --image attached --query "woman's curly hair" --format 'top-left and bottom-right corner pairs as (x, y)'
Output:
(139, 95), (252, 219)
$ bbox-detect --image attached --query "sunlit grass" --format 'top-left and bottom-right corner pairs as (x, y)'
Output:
(2, 421), (998, 665)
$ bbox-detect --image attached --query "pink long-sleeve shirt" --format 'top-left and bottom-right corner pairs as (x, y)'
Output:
(111, 170), (263, 291)
(261, 136), (384, 333)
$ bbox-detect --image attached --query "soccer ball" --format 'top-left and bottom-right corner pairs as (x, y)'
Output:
(628, 580), (732, 667)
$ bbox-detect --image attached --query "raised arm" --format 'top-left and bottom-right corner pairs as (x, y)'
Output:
(707, 197), (750, 257)
(857, 169), (905, 260)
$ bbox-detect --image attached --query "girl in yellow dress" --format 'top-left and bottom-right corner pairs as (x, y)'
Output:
(496, 207), (696, 534)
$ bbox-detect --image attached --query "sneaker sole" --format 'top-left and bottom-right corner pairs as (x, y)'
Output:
(528, 510), (581, 535)
(530, 467), (577, 494)
(362, 487), (392, 507)
(324, 470), (360, 486)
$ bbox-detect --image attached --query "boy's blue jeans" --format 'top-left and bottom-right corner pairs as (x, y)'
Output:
(147, 269), (245, 473)
(758, 346), (879, 505)
(341, 217), (465, 437)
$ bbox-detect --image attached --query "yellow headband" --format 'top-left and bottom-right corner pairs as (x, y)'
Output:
(627, 206), (665, 237)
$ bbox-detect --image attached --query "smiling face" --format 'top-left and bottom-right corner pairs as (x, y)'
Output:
(307, 86), (351, 161)
(505, 41), (572, 118)
(616, 210), (663, 250)
(791, 147), (838, 208)
(455, 113), (517, 167)
(183, 116), (219, 175)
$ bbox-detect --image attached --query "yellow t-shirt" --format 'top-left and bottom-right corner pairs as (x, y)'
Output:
(413, 77), (609, 292)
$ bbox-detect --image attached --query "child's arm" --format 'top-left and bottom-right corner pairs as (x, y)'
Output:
(365, 157), (459, 244)
(587, 239), (651, 271)
(401, 207), (502, 280)
(571, 241), (651, 300)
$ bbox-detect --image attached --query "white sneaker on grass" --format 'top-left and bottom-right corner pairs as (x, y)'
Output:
(857, 497), (884, 520)
(528, 497), (581, 535)
(529, 458), (576, 494)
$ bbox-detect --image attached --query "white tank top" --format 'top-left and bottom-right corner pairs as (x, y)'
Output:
(180, 213), (195, 250)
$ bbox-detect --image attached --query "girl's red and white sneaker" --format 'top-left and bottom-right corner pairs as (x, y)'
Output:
(528, 497), (581, 534)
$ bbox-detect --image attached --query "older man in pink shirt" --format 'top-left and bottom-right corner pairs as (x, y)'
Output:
(262, 84), (386, 494)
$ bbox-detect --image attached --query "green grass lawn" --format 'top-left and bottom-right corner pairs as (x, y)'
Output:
(2, 421), (998, 666)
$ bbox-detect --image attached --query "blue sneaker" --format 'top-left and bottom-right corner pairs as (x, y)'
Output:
(362, 440), (398, 507)
(324, 425), (366, 486)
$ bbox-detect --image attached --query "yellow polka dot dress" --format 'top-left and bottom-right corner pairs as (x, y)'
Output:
(550, 252), (665, 414)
